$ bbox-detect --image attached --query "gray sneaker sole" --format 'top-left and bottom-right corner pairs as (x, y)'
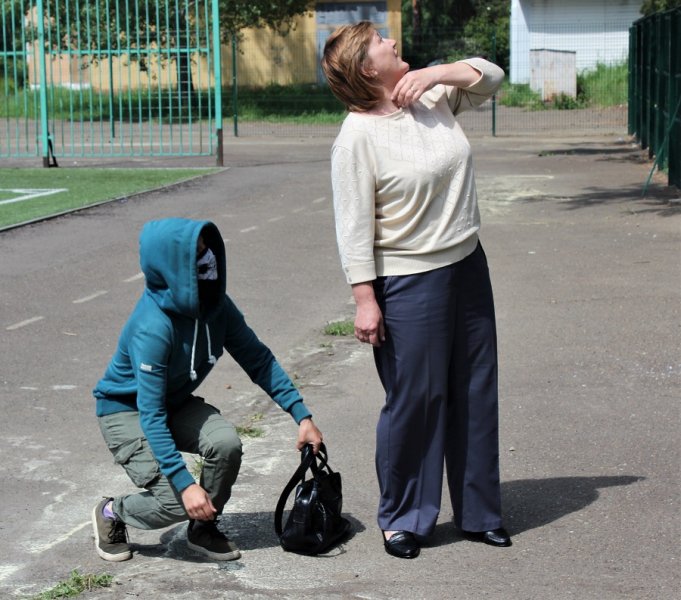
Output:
(186, 539), (241, 561)
(91, 504), (132, 562)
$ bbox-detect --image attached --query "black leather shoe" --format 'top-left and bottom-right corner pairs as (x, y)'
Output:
(383, 531), (420, 558)
(463, 527), (512, 547)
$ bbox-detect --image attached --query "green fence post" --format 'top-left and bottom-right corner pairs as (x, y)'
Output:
(491, 29), (497, 137)
(628, 25), (635, 136)
(212, 0), (223, 165)
(232, 34), (238, 137)
(35, 0), (50, 167)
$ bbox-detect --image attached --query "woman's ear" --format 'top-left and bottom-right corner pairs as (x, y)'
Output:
(360, 60), (377, 79)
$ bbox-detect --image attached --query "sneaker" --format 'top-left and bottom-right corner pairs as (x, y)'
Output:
(186, 519), (241, 561)
(92, 498), (132, 562)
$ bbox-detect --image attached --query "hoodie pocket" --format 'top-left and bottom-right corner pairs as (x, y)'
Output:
(112, 437), (160, 489)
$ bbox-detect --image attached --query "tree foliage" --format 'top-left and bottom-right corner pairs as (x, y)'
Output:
(4, 0), (314, 52)
(218, 0), (313, 35)
(640, 0), (681, 16)
(402, 0), (509, 71)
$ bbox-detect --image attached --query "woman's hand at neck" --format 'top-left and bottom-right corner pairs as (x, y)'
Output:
(391, 62), (482, 108)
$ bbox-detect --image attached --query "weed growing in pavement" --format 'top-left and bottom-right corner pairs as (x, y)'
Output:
(30, 570), (113, 599)
(236, 412), (265, 438)
(323, 320), (354, 337)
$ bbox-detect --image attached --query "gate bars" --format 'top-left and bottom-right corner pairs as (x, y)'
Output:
(0, 0), (223, 165)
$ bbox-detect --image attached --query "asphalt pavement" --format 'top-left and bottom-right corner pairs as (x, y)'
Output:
(0, 131), (679, 600)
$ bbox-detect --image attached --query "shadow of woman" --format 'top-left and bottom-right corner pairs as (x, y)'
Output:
(502, 475), (644, 535)
(427, 474), (643, 547)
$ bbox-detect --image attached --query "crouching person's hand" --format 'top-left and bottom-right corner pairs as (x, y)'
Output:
(181, 483), (217, 521)
(296, 417), (323, 454)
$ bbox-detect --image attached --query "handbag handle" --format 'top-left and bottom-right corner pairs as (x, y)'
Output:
(274, 443), (329, 536)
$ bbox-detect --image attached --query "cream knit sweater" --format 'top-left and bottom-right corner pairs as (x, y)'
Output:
(330, 58), (504, 285)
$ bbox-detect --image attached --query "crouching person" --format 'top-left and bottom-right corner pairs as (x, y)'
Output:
(91, 217), (323, 562)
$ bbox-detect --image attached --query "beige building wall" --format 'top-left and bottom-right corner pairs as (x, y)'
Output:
(222, 0), (402, 87)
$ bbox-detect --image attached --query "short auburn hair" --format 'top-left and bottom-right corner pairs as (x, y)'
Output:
(321, 21), (383, 113)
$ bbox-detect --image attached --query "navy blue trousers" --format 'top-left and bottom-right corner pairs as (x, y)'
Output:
(372, 243), (502, 536)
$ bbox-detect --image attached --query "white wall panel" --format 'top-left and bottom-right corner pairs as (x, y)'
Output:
(510, 0), (643, 83)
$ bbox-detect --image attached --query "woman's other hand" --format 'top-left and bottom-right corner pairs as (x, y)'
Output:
(352, 282), (385, 347)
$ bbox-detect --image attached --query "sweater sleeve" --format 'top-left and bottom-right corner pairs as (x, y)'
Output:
(446, 57), (505, 115)
(330, 142), (377, 284)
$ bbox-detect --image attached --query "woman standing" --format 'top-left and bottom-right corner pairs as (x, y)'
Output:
(321, 22), (510, 559)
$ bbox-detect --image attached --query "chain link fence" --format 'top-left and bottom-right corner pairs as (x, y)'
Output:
(226, 23), (631, 138)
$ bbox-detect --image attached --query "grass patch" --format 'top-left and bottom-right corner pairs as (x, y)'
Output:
(0, 86), (216, 121)
(498, 62), (627, 111)
(232, 84), (346, 124)
(0, 83), (347, 124)
(0, 167), (219, 229)
(578, 62), (628, 107)
(31, 570), (113, 599)
(498, 82), (545, 110)
(324, 319), (354, 337)
(1, 65), (626, 127)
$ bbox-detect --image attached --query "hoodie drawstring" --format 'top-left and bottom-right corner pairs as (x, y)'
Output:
(190, 319), (217, 381)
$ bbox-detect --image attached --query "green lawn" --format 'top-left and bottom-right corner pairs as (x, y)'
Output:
(0, 167), (220, 229)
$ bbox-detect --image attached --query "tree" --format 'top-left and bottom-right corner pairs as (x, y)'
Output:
(14, 0), (313, 94)
(402, 0), (475, 64)
(218, 0), (313, 36)
(401, 0), (508, 70)
(461, 1), (510, 72)
(1, 1), (30, 89)
(640, 0), (681, 16)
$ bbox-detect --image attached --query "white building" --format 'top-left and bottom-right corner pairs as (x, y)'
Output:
(510, 0), (644, 84)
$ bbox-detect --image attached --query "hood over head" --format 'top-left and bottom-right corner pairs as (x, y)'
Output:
(139, 218), (226, 318)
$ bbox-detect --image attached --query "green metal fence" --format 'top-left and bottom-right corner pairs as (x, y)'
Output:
(1, 0), (223, 166)
(629, 7), (681, 189)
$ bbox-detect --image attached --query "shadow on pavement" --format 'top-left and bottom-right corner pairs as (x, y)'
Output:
(424, 475), (643, 549)
(503, 475), (644, 535)
(519, 187), (680, 216)
(129, 511), (366, 561)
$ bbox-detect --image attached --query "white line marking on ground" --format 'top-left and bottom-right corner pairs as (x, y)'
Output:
(25, 520), (90, 554)
(268, 216), (285, 223)
(292, 206), (306, 213)
(52, 385), (77, 391)
(240, 226), (258, 233)
(6, 316), (44, 330)
(505, 175), (555, 179)
(124, 272), (144, 282)
(72, 290), (108, 304)
(0, 564), (21, 582)
(312, 196), (326, 204)
(20, 386), (39, 390)
(0, 188), (68, 206)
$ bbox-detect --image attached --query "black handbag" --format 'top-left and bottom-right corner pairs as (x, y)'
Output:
(274, 443), (351, 555)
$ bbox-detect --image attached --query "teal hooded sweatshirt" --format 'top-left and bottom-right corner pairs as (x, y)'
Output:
(93, 218), (311, 493)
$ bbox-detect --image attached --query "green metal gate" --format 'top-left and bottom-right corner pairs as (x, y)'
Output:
(1, 0), (223, 166)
